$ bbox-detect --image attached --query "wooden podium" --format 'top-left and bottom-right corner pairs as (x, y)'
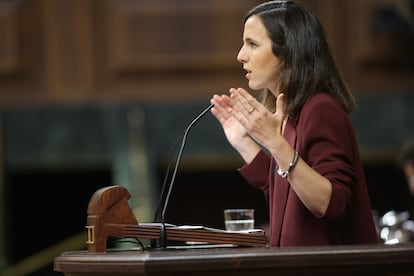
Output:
(54, 185), (414, 275)
(84, 185), (267, 252)
(54, 243), (414, 275)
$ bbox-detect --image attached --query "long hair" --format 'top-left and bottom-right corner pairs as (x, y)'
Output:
(245, 1), (355, 116)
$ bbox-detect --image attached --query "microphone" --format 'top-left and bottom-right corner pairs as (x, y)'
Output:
(157, 103), (214, 248)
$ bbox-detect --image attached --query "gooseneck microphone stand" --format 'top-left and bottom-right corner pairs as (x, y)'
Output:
(158, 103), (214, 248)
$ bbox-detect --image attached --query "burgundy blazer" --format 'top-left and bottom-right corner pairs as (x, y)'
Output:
(240, 93), (379, 247)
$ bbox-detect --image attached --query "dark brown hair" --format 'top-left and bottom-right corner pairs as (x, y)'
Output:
(245, 1), (355, 116)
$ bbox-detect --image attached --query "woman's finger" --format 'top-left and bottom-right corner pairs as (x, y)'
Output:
(229, 88), (259, 115)
(275, 93), (285, 119)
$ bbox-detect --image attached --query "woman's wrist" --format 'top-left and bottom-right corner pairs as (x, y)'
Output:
(277, 151), (299, 179)
(234, 137), (261, 164)
(269, 139), (295, 170)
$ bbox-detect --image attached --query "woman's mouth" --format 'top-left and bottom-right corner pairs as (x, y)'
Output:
(245, 70), (252, 79)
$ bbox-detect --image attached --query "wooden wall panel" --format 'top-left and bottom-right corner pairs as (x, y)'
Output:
(42, 0), (94, 100)
(0, 0), (47, 106)
(0, 2), (19, 75)
(347, 0), (414, 91)
(108, 1), (245, 71)
(0, 0), (412, 107)
(102, 0), (252, 103)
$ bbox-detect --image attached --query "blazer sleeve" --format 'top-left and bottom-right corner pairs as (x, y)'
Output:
(239, 149), (272, 199)
(298, 94), (356, 220)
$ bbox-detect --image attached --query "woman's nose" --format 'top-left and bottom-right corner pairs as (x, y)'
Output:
(237, 46), (247, 63)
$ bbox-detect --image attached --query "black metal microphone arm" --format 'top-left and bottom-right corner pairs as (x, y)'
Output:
(159, 103), (214, 248)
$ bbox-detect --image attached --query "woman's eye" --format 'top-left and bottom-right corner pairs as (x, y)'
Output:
(249, 42), (258, 49)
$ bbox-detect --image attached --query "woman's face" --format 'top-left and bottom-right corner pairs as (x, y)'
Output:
(237, 15), (281, 94)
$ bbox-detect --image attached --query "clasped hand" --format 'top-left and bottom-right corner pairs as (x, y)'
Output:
(210, 87), (286, 152)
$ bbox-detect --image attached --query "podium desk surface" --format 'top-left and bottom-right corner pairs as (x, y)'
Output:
(54, 243), (414, 276)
